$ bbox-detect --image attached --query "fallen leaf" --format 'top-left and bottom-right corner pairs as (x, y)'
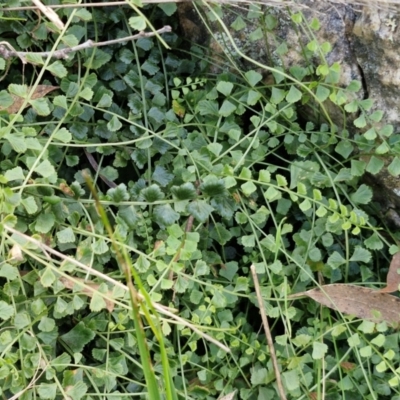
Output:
(10, 244), (24, 262)
(380, 252), (400, 293)
(340, 361), (356, 371)
(59, 182), (75, 197)
(60, 276), (115, 312)
(289, 284), (400, 326)
(0, 85), (58, 114)
(218, 391), (236, 400)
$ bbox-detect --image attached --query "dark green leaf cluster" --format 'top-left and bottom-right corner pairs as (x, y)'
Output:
(0, 2), (398, 399)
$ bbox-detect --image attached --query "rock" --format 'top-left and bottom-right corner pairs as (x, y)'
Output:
(181, 1), (400, 226)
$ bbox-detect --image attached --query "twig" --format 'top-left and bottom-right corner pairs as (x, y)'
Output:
(0, 41), (27, 64)
(2, 1), (149, 10)
(169, 180), (200, 300)
(31, 0), (64, 29)
(250, 264), (287, 400)
(0, 0), (292, 11)
(4, 225), (230, 352)
(0, 26), (172, 60)
(84, 148), (117, 189)
(4, 0), (397, 14)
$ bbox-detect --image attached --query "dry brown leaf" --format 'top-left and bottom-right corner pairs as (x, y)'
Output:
(0, 85), (58, 114)
(379, 252), (400, 293)
(218, 391), (237, 400)
(340, 361), (356, 371)
(290, 284), (400, 326)
(59, 182), (75, 197)
(60, 276), (115, 312)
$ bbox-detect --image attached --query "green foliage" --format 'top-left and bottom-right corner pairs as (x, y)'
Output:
(0, 1), (399, 399)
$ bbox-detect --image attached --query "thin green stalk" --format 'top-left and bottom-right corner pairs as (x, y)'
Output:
(84, 173), (177, 400)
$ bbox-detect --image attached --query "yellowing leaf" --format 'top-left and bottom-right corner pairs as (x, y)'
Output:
(0, 85), (58, 114)
(172, 100), (185, 118)
(60, 276), (115, 312)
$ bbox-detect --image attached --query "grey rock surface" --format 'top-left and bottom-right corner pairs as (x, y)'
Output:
(193, 1), (400, 226)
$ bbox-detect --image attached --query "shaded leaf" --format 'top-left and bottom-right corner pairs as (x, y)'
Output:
(90, 291), (107, 312)
(117, 206), (138, 228)
(201, 177), (226, 197)
(158, 2), (177, 16)
(364, 232), (384, 250)
(21, 196), (38, 214)
(219, 100), (236, 117)
(0, 300), (14, 320)
(216, 81), (234, 96)
(4, 132), (27, 153)
(129, 15), (147, 30)
(251, 367), (267, 385)
(37, 383), (57, 400)
(60, 321), (96, 353)
(241, 181), (257, 196)
(53, 127), (72, 143)
(350, 184), (372, 205)
(92, 238), (108, 254)
(35, 212), (55, 233)
(5, 166), (24, 181)
(107, 184), (129, 202)
(47, 61), (68, 78)
(245, 70), (262, 86)
(350, 246), (371, 263)
(66, 381), (88, 400)
(0, 263), (19, 280)
(41, 267), (56, 287)
(107, 115), (122, 132)
(141, 184), (164, 202)
(315, 85), (330, 102)
(207, 142), (223, 156)
(366, 156), (384, 174)
(388, 156), (400, 176)
(35, 159), (56, 178)
(286, 85), (302, 103)
(0, 90), (14, 109)
(57, 227), (75, 243)
(196, 100), (219, 116)
(312, 342), (328, 359)
(187, 200), (214, 222)
(152, 165), (174, 187)
(153, 204), (179, 226)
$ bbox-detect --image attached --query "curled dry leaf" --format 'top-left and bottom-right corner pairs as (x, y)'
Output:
(60, 276), (115, 312)
(59, 182), (75, 197)
(0, 85), (58, 114)
(289, 252), (400, 326)
(218, 391), (237, 400)
(379, 252), (400, 293)
(340, 361), (356, 372)
(10, 244), (24, 262)
(290, 284), (400, 326)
